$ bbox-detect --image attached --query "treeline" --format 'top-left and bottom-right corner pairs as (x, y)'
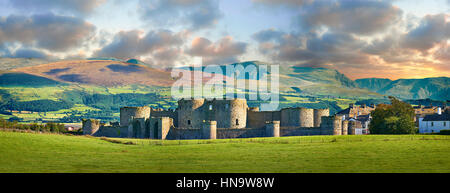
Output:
(60, 110), (118, 123)
(0, 99), (73, 112)
(405, 98), (447, 106)
(0, 118), (68, 133)
(82, 93), (165, 111)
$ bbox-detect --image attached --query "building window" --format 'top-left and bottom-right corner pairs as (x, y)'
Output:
(444, 122), (446, 127)
(209, 105), (213, 110)
(187, 120), (191, 125)
(236, 119), (239, 125)
(225, 104), (229, 109)
(431, 122), (434, 127)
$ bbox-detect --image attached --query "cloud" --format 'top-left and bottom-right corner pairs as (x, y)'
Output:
(5, 0), (107, 16)
(139, 0), (222, 30)
(402, 14), (450, 52)
(362, 14), (450, 65)
(253, 13), (450, 79)
(4, 48), (49, 59)
(186, 36), (247, 65)
(253, 28), (370, 66)
(0, 13), (96, 52)
(298, 0), (403, 35)
(94, 29), (186, 62)
(252, 28), (285, 43)
(434, 43), (450, 62)
(252, 0), (313, 7)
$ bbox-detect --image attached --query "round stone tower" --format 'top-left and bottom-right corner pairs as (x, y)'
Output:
(177, 98), (206, 129)
(229, 98), (247, 129)
(313, 108), (330, 127)
(202, 120), (217, 139)
(333, 115), (343, 135)
(265, 121), (280, 137)
(348, 120), (357, 135)
(341, 120), (349, 135)
(120, 106), (151, 127)
(82, 119), (100, 135)
(320, 115), (343, 135)
(299, 108), (314, 127)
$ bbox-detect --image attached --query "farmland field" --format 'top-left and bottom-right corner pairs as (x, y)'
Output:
(0, 131), (449, 173)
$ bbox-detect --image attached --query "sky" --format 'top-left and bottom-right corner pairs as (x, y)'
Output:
(0, 0), (449, 80)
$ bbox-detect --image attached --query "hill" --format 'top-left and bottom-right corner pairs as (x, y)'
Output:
(0, 131), (449, 172)
(356, 77), (450, 100)
(355, 78), (392, 91)
(10, 60), (174, 87)
(0, 57), (53, 70)
(0, 72), (64, 87)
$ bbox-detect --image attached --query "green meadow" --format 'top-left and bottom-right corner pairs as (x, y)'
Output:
(0, 131), (449, 173)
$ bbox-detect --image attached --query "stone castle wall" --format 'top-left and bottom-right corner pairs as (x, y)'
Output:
(247, 111), (281, 129)
(93, 126), (128, 138)
(151, 109), (178, 127)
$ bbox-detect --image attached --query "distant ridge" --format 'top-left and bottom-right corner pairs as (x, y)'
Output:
(355, 77), (450, 100)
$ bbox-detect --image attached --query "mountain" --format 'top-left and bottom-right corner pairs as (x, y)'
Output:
(10, 60), (174, 87)
(176, 61), (380, 98)
(2, 59), (448, 100)
(289, 66), (357, 88)
(355, 78), (392, 91)
(355, 77), (450, 100)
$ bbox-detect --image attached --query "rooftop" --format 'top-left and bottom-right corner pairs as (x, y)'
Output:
(422, 114), (450, 121)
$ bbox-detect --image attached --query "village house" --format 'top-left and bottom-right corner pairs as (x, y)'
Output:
(418, 108), (450, 133)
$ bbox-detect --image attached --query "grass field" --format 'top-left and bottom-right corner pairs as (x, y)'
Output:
(0, 131), (449, 173)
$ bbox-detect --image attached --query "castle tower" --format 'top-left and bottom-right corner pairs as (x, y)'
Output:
(228, 98), (247, 129)
(82, 119), (100, 135)
(280, 107), (314, 127)
(348, 120), (357, 135)
(333, 115), (343, 135)
(210, 98), (247, 129)
(177, 98), (206, 129)
(320, 115), (343, 135)
(120, 106), (150, 127)
(313, 109), (330, 127)
(202, 120), (217, 139)
(342, 120), (349, 135)
(299, 108), (314, 127)
(265, 121), (280, 137)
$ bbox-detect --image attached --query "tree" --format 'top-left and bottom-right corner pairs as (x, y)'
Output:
(370, 96), (417, 134)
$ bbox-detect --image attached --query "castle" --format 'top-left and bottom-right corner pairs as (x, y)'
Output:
(82, 98), (357, 139)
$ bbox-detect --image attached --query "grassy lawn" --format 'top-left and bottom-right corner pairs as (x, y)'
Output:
(0, 131), (449, 173)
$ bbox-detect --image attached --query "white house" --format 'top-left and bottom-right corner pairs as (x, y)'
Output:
(418, 112), (450, 133)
